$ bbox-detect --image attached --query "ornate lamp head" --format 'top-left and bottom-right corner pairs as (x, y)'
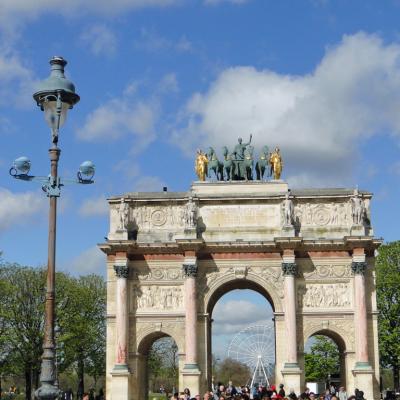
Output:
(33, 57), (80, 143)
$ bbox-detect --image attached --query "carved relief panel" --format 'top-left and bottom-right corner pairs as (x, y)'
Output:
(298, 283), (352, 309)
(133, 285), (184, 311)
(132, 205), (185, 230)
(294, 202), (352, 227)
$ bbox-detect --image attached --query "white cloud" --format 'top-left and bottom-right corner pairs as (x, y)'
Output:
(0, 187), (46, 233)
(135, 28), (193, 53)
(212, 299), (273, 335)
(64, 246), (105, 276)
(80, 25), (117, 57)
(172, 32), (400, 186)
(79, 195), (108, 217)
(158, 73), (179, 93)
(0, 48), (36, 108)
(76, 97), (158, 149)
(76, 73), (177, 154)
(0, 0), (180, 27)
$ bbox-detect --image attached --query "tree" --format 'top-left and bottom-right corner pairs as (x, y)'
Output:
(57, 274), (106, 397)
(214, 358), (251, 387)
(148, 337), (178, 393)
(0, 263), (106, 399)
(0, 265), (46, 399)
(376, 241), (400, 389)
(305, 335), (339, 382)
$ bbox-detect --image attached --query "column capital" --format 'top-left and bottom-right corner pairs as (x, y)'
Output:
(351, 261), (367, 275)
(114, 263), (129, 278)
(282, 262), (297, 276)
(183, 262), (198, 278)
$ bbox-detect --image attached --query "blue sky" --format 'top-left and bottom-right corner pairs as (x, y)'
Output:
(1, 0), (398, 361)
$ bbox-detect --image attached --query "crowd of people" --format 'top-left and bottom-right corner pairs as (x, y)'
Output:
(167, 382), (364, 400)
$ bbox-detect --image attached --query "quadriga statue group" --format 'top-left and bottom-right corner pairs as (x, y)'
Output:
(195, 134), (283, 182)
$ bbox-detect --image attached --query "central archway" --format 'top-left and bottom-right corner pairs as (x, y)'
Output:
(137, 332), (181, 399)
(205, 279), (277, 392)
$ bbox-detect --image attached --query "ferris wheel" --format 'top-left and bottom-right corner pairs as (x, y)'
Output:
(227, 322), (275, 388)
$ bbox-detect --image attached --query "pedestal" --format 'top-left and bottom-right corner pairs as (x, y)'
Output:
(111, 367), (130, 400)
(177, 228), (197, 240)
(352, 365), (374, 400)
(182, 366), (201, 396)
(351, 225), (365, 236)
(281, 225), (295, 237)
(108, 229), (128, 240)
(281, 365), (302, 395)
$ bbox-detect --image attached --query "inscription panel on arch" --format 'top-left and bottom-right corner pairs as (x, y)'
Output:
(200, 204), (280, 228)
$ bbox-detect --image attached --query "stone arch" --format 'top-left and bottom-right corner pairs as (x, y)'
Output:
(137, 324), (184, 355)
(202, 270), (279, 390)
(303, 324), (351, 353)
(204, 269), (282, 314)
(136, 328), (182, 400)
(303, 327), (350, 389)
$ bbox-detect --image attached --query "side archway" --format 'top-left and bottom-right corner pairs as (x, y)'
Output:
(136, 329), (183, 399)
(303, 328), (349, 391)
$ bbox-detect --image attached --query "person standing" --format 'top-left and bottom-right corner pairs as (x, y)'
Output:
(337, 387), (347, 400)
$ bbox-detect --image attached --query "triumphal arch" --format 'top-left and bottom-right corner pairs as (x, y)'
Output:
(100, 173), (381, 399)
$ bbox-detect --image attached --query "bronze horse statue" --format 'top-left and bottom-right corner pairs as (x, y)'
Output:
(222, 146), (235, 181)
(256, 145), (270, 180)
(207, 147), (223, 180)
(243, 145), (254, 180)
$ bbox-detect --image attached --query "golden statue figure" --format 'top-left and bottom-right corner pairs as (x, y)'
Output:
(269, 147), (283, 180)
(195, 149), (208, 181)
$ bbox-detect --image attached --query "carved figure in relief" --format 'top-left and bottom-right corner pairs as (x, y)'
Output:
(184, 197), (197, 228)
(351, 188), (365, 225)
(300, 283), (351, 308)
(331, 203), (339, 225)
(283, 192), (294, 226)
(118, 198), (129, 230)
(136, 286), (183, 310)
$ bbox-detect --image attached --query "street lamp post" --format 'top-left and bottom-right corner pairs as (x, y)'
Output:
(9, 56), (95, 400)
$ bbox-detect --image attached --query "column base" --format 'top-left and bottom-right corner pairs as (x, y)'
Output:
(351, 224), (365, 235)
(353, 364), (374, 400)
(182, 364), (201, 396)
(111, 365), (130, 400)
(281, 364), (302, 395)
(281, 225), (295, 237)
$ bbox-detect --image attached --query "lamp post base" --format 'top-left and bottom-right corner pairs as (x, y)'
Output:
(35, 383), (62, 400)
(35, 348), (61, 400)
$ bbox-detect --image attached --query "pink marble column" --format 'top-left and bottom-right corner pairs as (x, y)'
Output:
(114, 262), (129, 369)
(282, 261), (298, 368)
(183, 261), (199, 369)
(352, 260), (370, 367)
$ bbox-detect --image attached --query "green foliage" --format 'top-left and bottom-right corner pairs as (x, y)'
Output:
(376, 241), (400, 388)
(148, 337), (178, 393)
(0, 263), (106, 398)
(304, 335), (339, 382)
(214, 358), (251, 386)
(56, 274), (106, 388)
